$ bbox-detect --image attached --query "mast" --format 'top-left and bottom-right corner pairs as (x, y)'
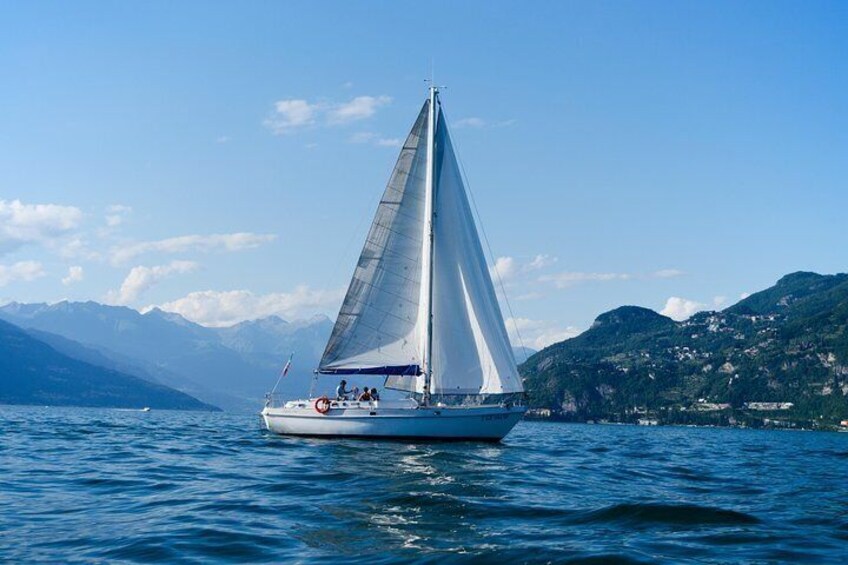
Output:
(422, 85), (438, 405)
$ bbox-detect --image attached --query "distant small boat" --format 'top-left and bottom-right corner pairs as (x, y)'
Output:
(141, 407), (151, 412)
(262, 87), (525, 441)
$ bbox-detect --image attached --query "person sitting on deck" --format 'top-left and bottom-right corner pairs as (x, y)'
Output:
(370, 388), (380, 401)
(351, 386), (360, 401)
(358, 389), (372, 402)
(335, 379), (352, 400)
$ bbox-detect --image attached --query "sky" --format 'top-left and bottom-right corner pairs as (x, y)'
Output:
(1, 0), (846, 350)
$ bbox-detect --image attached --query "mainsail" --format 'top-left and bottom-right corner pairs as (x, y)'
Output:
(318, 102), (430, 375)
(319, 91), (523, 397)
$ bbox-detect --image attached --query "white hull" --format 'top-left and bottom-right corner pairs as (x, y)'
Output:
(262, 399), (525, 441)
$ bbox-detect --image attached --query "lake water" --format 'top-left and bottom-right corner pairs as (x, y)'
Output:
(1, 406), (846, 563)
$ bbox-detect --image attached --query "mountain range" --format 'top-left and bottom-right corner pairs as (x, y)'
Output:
(3, 271), (847, 425)
(0, 318), (215, 410)
(0, 302), (333, 411)
(521, 272), (848, 428)
(0, 301), (537, 412)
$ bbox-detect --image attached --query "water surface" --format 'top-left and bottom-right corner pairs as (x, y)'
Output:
(1, 406), (846, 563)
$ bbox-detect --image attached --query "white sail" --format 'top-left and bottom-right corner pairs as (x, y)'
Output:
(429, 108), (523, 395)
(322, 93), (522, 396)
(318, 102), (430, 375)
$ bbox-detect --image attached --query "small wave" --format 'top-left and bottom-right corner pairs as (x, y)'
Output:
(398, 548), (655, 565)
(74, 476), (149, 490)
(561, 556), (655, 565)
(690, 532), (778, 546)
(99, 538), (180, 562)
(664, 465), (725, 485)
(572, 503), (760, 527)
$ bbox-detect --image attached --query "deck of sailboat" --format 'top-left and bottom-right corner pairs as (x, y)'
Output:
(261, 399), (526, 441)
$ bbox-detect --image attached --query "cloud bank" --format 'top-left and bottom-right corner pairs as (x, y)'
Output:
(660, 296), (706, 321)
(0, 261), (45, 287)
(152, 286), (345, 327)
(111, 232), (276, 264)
(265, 95), (392, 135)
(108, 260), (199, 305)
(0, 200), (83, 254)
(61, 265), (84, 286)
(505, 316), (581, 350)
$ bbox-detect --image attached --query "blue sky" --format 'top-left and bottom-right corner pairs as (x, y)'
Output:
(1, 1), (846, 348)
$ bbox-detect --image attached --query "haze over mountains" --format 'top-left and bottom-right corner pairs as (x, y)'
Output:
(0, 302), (333, 411)
(0, 318), (215, 410)
(0, 300), (539, 411)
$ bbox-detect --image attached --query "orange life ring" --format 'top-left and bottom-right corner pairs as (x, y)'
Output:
(314, 396), (331, 414)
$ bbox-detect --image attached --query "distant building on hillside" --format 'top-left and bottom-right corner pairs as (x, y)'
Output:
(694, 402), (731, 411)
(745, 402), (794, 411)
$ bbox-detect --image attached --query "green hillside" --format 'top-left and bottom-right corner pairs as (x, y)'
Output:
(521, 272), (848, 429)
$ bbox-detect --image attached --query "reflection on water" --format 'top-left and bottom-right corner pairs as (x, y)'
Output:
(1, 405), (847, 563)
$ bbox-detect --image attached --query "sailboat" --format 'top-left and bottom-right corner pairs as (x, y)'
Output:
(261, 87), (526, 441)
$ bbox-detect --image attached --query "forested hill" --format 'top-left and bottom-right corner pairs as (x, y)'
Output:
(0, 319), (217, 411)
(521, 272), (848, 428)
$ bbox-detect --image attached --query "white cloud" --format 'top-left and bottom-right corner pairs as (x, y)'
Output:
(0, 261), (46, 287)
(328, 95), (391, 123)
(490, 254), (557, 282)
(491, 256), (518, 281)
(740, 292), (751, 299)
(713, 295), (727, 308)
(540, 267), (684, 289)
(660, 296), (706, 321)
(0, 199), (83, 254)
(56, 237), (100, 261)
(349, 132), (402, 147)
(540, 271), (632, 289)
(61, 265), (84, 286)
(108, 260), (199, 305)
(265, 95), (392, 135)
(104, 204), (132, 228)
(527, 254), (557, 270)
(505, 317), (581, 350)
(652, 268), (685, 279)
(454, 117), (487, 129)
(453, 117), (516, 129)
(107, 204), (132, 214)
(111, 232), (276, 264)
(151, 286), (345, 327)
(263, 99), (319, 134)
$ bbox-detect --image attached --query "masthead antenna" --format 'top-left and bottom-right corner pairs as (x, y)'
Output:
(425, 61), (446, 95)
(423, 78), (447, 96)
